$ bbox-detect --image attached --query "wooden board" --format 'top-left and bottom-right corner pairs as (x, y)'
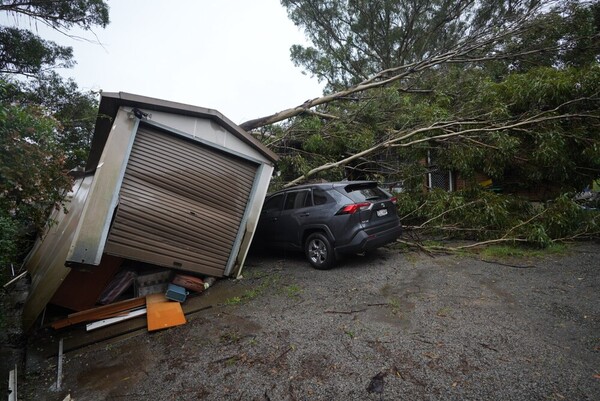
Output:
(146, 294), (186, 331)
(51, 297), (145, 330)
(50, 255), (123, 311)
(29, 283), (228, 359)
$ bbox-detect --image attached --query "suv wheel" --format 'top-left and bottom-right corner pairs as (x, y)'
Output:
(305, 233), (335, 270)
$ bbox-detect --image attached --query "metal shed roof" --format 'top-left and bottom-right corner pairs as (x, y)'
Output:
(85, 92), (278, 172)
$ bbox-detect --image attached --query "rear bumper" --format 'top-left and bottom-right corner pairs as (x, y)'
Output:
(335, 221), (402, 254)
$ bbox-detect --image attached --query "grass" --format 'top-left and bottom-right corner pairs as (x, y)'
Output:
(225, 296), (243, 305)
(479, 243), (569, 259)
(224, 273), (280, 306)
(225, 356), (238, 366)
(220, 332), (241, 344)
(388, 298), (401, 315)
(284, 284), (302, 298)
(436, 307), (452, 317)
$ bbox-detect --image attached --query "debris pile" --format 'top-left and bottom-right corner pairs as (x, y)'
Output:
(46, 260), (218, 333)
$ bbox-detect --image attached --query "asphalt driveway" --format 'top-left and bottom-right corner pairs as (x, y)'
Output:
(20, 242), (600, 400)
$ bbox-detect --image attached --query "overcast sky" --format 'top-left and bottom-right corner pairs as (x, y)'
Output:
(4, 0), (324, 124)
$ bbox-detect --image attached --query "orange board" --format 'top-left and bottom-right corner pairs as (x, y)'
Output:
(146, 294), (186, 331)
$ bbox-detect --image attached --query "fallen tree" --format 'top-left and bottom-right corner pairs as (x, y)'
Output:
(242, 0), (600, 248)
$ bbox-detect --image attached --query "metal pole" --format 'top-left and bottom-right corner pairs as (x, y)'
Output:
(8, 364), (17, 401)
(56, 338), (64, 391)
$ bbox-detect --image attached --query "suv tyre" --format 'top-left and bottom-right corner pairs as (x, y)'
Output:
(305, 232), (335, 270)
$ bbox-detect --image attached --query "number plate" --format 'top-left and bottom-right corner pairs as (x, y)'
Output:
(376, 209), (388, 217)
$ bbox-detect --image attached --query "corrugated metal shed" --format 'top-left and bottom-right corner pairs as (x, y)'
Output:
(22, 92), (277, 330)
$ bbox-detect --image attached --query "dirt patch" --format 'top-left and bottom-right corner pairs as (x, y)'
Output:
(7, 243), (600, 400)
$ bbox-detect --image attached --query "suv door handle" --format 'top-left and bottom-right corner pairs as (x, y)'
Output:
(300, 213), (310, 217)
(271, 217), (278, 222)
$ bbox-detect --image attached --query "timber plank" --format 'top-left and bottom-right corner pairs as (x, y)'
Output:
(51, 297), (145, 330)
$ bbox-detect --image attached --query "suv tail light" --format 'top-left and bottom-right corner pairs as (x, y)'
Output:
(336, 202), (370, 215)
(390, 197), (397, 205)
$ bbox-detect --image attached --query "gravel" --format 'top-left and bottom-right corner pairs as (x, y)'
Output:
(18, 242), (600, 400)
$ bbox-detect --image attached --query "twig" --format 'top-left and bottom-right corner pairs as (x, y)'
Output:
(418, 200), (482, 228)
(396, 239), (441, 256)
(479, 342), (499, 352)
(479, 258), (538, 269)
(3, 271), (27, 288)
(429, 238), (530, 251)
(341, 339), (359, 360)
(211, 354), (239, 365)
(324, 308), (367, 314)
(400, 201), (429, 220)
(501, 210), (547, 239)
(274, 346), (293, 362)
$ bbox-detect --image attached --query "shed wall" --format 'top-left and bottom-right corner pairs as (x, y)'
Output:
(104, 127), (259, 276)
(136, 109), (269, 162)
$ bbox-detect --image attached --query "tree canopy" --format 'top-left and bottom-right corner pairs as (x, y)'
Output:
(243, 0), (600, 246)
(281, 0), (541, 90)
(0, 0), (109, 75)
(0, 0), (109, 274)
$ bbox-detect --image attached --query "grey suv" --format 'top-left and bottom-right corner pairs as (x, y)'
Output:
(255, 181), (402, 269)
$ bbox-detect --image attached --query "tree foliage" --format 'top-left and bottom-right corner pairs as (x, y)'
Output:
(255, 1), (600, 246)
(0, 80), (73, 261)
(281, 0), (541, 90)
(396, 188), (599, 247)
(2, 73), (99, 169)
(0, 0), (109, 75)
(0, 27), (73, 75)
(0, 1), (108, 275)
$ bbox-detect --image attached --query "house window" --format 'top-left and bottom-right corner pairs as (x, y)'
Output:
(427, 150), (454, 191)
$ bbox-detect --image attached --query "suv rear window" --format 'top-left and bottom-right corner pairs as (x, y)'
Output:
(343, 183), (389, 203)
(312, 188), (330, 205)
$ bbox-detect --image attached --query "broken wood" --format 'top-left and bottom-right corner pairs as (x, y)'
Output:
(97, 268), (136, 305)
(3, 271), (27, 289)
(86, 308), (147, 331)
(51, 297), (146, 330)
(51, 254), (123, 311)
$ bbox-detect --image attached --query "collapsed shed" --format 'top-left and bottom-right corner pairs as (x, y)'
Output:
(23, 92), (278, 330)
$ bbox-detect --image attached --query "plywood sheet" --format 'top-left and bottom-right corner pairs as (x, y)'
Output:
(50, 255), (123, 311)
(146, 294), (186, 331)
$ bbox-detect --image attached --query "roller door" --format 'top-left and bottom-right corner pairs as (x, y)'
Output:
(104, 127), (258, 276)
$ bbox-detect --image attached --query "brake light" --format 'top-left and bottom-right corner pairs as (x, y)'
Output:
(390, 197), (397, 205)
(337, 202), (370, 215)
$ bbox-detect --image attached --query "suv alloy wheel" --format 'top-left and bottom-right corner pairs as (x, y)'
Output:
(305, 232), (335, 269)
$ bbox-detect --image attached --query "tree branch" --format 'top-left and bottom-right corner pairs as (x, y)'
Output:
(283, 111), (599, 187)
